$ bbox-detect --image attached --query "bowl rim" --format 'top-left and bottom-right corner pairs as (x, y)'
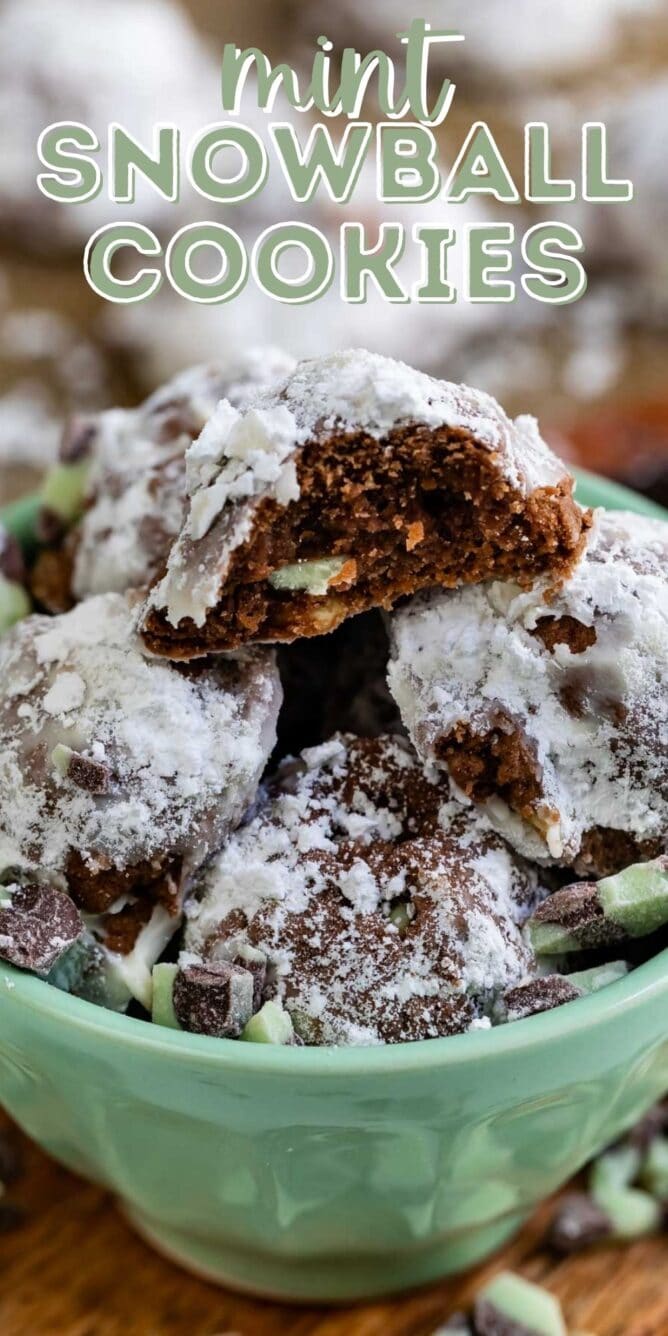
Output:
(1, 468), (667, 1076)
(2, 946), (668, 1075)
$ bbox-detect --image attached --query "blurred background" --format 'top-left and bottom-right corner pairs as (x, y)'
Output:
(0, 0), (666, 508)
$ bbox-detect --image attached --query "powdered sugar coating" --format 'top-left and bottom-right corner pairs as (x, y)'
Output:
(0, 594), (281, 900)
(71, 350), (296, 600)
(147, 349), (572, 631)
(184, 734), (543, 1046)
(388, 510), (668, 870)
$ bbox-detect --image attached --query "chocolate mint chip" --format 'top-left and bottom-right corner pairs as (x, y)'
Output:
(474, 1273), (566, 1336)
(173, 962), (255, 1038)
(67, 752), (111, 795)
(230, 946), (266, 1010)
(241, 1000), (294, 1046)
(548, 1192), (612, 1254)
(503, 976), (582, 1022)
(530, 861), (668, 957)
(210, 940), (267, 1010)
(52, 745), (111, 793)
(598, 857), (668, 938)
(528, 882), (626, 955)
(0, 884), (84, 975)
(473, 1301), (537, 1336)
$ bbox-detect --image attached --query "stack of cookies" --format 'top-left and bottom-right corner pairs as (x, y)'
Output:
(1, 349), (666, 1045)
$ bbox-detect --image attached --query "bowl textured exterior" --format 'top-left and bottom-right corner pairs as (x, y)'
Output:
(0, 472), (666, 1302)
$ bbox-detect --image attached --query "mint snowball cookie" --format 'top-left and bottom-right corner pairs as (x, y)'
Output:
(388, 510), (668, 876)
(0, 593), (281, 915)
(141, 350), (588, 659)
(33, 350), (295, 611)
(181, 733), (547, 1046)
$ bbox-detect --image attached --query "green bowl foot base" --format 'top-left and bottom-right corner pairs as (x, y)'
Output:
(121, 1203), (529, 1303)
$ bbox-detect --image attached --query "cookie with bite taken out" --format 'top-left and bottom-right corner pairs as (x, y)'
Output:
(140, 350), (589, 660)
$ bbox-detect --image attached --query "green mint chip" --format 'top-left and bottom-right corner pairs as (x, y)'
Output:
(565, 960), (629, 994)
(388, 901), (414, 934)
(51, 743), (74, 777)
(241, 1000), (294, 1045)
(590, 1143), (642, 1197)
(594, 1186), (662, 1240)
(151, 962), (181, 1030)
(598, 858), (668, 938)
(528, 920), (581, 956)
(475, 1271), (567, 1336)
(268, 556), (351, 596)
(40, 460), (90, 525)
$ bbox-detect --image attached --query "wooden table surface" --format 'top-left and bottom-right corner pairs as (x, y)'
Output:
(1, 1112), (666, 1336)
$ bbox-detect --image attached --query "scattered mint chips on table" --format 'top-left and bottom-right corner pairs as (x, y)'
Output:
(474, 1271), (567, 1336)
(592, 1186), (662, 1240)
(640, 1135), (668, 1200)
(427, 1271), (570, 1334)
(589, 1143), (641, 1196)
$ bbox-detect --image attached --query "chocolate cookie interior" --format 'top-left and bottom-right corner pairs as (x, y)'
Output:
(143, 422), (586, 656)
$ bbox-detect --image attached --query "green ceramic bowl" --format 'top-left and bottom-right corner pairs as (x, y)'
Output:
(0, 473), (666, 1304)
